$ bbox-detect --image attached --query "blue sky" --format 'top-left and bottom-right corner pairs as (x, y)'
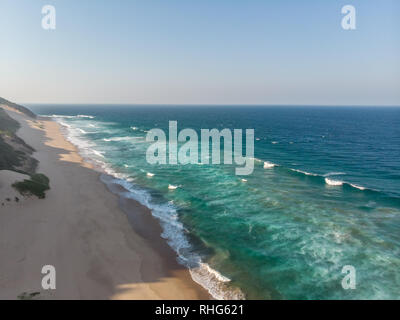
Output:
(0, 0), (399, 105)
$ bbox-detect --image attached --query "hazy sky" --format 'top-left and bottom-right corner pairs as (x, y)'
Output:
(1, 0), (399, 105)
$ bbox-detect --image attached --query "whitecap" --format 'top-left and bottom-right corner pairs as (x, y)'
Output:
(350, 183), (366, 190)
(263, 161), (276, 169)
(291, 169), (318, 176)
(48, 114), (95, 119)
(58, 121), (71, 128)
(77, 114), (95, 119)
(91, 149), (105, 158)
(103, 136), (143, 142)
(323, 172), (346, 177)
(325, 178), (343, 186)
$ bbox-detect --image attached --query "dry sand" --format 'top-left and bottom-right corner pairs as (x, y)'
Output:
(0, 107), (209, 300)
(0, 170), (30, 208)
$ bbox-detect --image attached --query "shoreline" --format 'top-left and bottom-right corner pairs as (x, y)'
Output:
(53, 115), (246, 300)
(0, 107), (209, 299)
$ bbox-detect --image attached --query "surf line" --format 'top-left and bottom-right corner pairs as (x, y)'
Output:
(145, 121), (254, 175)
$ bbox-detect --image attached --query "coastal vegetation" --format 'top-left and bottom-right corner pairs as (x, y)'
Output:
(12, 173), (50, 199)
(0, 108), (37, 174)
(0, 97), (50, 199)
(17, 292), (41, 300)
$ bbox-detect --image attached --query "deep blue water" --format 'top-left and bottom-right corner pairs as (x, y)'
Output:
(29, 105), (400, 299)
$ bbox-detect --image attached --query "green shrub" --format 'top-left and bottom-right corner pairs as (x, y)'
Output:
(31, 173), (50, 185)
(17, 292), (40, 300)
(12, 173), (50, 199)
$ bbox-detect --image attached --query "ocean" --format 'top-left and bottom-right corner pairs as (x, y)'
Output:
(29, 104), (400, 299)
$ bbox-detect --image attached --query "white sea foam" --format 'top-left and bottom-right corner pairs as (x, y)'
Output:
(325, 178), (366, 190)
(291, 169), (318, 176)
(47, 114), (95, 119)
(103, 136), (143, 142)
(44, 114), (73, 118)
(323, 172), (346, 177)
(90, 149), (104, 158)
(55, 119), (106, 162)
(251, 158), (278, 169)
(189, 263), (244, 300)
(263, 161), (276, 169)
(350, 183), (366, 190)
(200, 263), (230, 282)
(290, 168), (366, 190)
(77, 115), (95, 119)
(101, 176), (243, 299)
(325, 178), (343, 186)
(103, 165), (130, 180)
(58, 121), (71, 128)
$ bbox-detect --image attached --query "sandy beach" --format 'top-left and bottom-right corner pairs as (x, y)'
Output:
(0, 107), (209, 300)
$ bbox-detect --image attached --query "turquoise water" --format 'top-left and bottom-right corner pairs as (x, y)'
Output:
(31, 105), (400, 299)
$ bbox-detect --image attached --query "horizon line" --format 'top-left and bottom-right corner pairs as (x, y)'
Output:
(22, 102), (400, 108)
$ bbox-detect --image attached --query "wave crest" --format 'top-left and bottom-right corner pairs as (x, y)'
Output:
(325, 178), (344, 186)
(263, 161), (277, 169)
